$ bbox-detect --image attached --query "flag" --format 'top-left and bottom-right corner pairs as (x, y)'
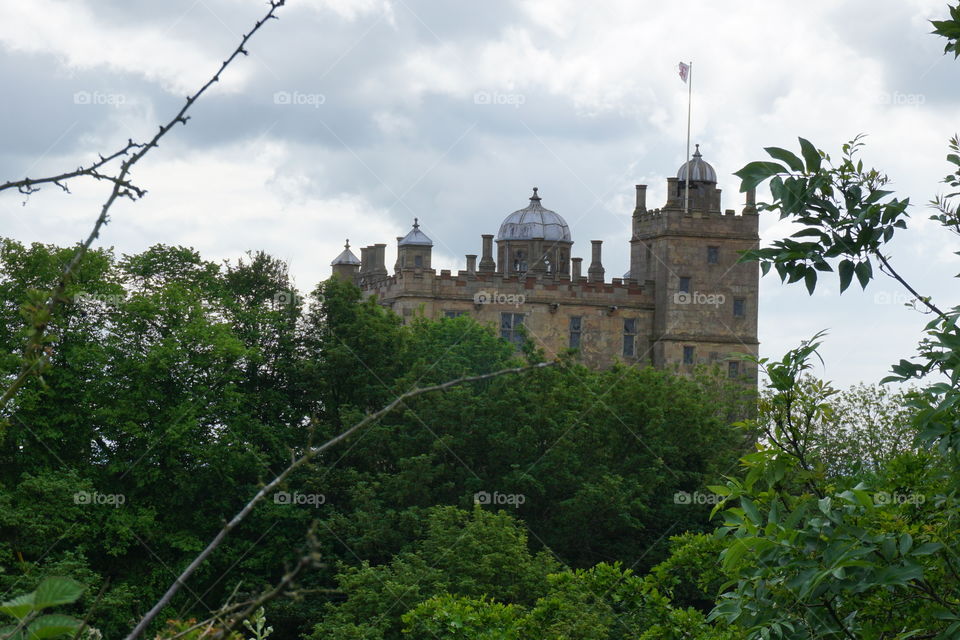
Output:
(678, 62), (690, 83)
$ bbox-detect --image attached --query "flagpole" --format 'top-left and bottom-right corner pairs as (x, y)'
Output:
(684, 61), (692, 215)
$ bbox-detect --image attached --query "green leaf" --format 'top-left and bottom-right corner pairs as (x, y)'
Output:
(26, 614), (81, 640)
(899, 533), (913, 556)
(854, 260), (873, 289)
(32, 579), (84, 610)
(0, 594), (35, 621)
(912, 542), (942, 556)
(735, 161), (787, 192)
(798, 138), (822, 173)
(838, 260), (854, 293)
(741, 497), (761, 525)
(804, 268), (817, 295)
(818, 496), (832, 515)
(764, 147), (805, 173)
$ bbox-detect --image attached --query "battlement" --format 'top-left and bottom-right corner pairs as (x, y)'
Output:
(633, 204), (758, 239)
(362, 267), (653, 308)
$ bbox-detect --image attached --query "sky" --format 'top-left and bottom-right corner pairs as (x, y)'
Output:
(1, 0), (958, 388)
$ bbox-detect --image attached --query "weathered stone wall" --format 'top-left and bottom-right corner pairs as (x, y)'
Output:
(364, 270), (656, 368)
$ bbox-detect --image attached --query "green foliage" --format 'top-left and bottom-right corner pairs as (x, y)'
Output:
(243, 607), (273, 640)
(734, 136), (908, 296)
(0, 577), (85, 640)
(932, 3), (960, 57)
(401, 595), (522, 639)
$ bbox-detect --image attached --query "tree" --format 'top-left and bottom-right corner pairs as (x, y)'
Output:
(705, 5), (960, 636)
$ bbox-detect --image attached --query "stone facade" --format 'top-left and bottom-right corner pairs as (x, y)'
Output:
(331, 148), (759, 378)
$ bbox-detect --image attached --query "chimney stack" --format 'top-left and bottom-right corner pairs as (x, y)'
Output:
(588, 240), (605, 283)
(369, 243), (388, 279)
(743, 187), (758, 215)
(466, 254), (477, 275)
(572, 257), (583, 281)
(635, 184), (647, 214)
(479, 234), (496, 273)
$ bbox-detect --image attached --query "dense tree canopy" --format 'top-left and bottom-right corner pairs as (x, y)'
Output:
(0, 239), (750, 638)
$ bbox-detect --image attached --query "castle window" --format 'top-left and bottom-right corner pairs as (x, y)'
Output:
(728, 360), (741, 378)
(707, 246), (719, 264)
(513, 250), (527, 273)
(733, 297), (746, 318)
(569, 316), (582, 349)
(679, 277), (691, 294)
(414, 255), (423, 268)
(500, 312), (525, 345)
(623, 318), (637, 357)
(683, 345), (695, 365)
(444, 310), (466, 319)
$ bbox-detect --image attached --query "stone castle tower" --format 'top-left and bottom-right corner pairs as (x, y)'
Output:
(331, 147), (759, 378)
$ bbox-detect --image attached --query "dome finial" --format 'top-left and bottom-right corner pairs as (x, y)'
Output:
(344, 239), (350, 249)
(530, 187), (541, 202)
(693, 143), (702, 158)
(413, 217), (420, 229)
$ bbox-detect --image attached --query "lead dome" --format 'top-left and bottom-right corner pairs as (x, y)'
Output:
(497, 188), (572, 242)
(677, 144), (717, 183)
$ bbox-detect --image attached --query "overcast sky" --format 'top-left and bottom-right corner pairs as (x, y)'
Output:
(1, 0), (958, 387)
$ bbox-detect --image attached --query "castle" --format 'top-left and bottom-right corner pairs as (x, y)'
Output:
(330, 146), (759, 378)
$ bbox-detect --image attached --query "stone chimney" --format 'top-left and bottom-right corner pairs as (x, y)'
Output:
(634, 184), (647, 214)
(369, 243), (388, 279)
(572, 257), (583, 281)
(359, 246), (371, 277)
(743, 187), (758, 215)
(588, 240), (605, 283)
(479, 234), (496, 273)
(466, 254), (477, 275)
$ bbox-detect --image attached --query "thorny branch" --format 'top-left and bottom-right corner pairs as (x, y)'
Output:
(0, 0), (287, 413)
